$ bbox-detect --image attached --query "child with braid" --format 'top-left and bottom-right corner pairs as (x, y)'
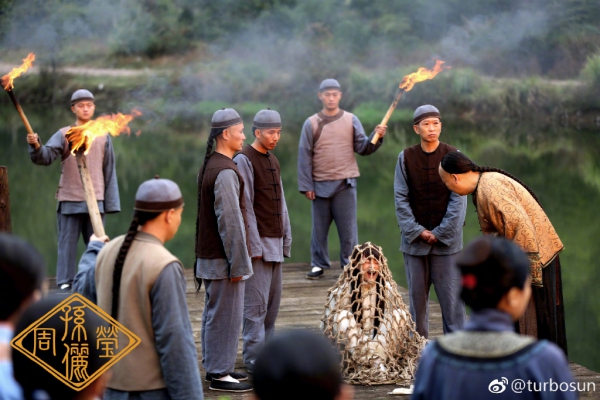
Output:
(75, 177), (204, 399)
(195, 108), (253, 393)
(439, 151), (567, 356)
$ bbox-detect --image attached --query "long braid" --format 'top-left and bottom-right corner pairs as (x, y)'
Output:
(194, 127), (225, 293)
(441, 151), (543, 208)
(472, 165), (542, 208)
(111, 211), (160, 319)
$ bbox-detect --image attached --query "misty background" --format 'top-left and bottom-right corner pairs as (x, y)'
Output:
(1, 0), (600, 373)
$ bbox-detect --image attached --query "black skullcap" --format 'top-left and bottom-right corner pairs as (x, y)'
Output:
(319, 79), (341, 92)
(211, 108), (243, 129)
(70, 89), (95, 105)
(413, 104), (441, 125)
(253, 109), (282, 129)
(134, 177), (184, 212)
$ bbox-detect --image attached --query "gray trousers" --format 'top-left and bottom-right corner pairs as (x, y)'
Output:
(201, 278), (245, 376)
(311, 186), (358, 269)
(242, 259), (282, 364)
(57, 212), (105, 286)
(403, 253), (466, 338)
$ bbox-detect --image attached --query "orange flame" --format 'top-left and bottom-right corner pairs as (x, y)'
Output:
(66, 110), (142, 155)
(1, 53), (36, 91)
(399, 59), (449, 92)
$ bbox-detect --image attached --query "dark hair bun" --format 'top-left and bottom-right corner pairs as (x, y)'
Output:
(456, 236), (530, 311)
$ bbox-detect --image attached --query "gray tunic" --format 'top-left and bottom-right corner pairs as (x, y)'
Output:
(297, 114), (383, 197)
(195, 169), (252, 279)
(28, 129), (120, 214)
(73, 241), (204, 400)
(233, 153), (292, 261)
(394, 150), (467, 256)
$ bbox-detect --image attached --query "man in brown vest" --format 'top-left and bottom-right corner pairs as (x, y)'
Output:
(394, 105), (467, 338)
(298, 79), (387, 279)
(26, 89), (120, 291)
(195, 108), (253, 393)
(233, 109), (292, 372)
(94, 177), (204, 399)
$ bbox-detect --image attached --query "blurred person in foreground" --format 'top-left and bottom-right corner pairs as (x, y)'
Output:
(412, 236), (576, 400)
(73, 177), (204, 399)
(439, 151), (567, 355)
(26, 89), (120, 291)
(252, 330), (354, 400)
(0, 234), (45, 400)
(12, 295), (109, 400)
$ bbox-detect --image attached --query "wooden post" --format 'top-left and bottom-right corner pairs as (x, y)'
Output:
(75, 152), (105, 237)
(0, 166), (12, 233)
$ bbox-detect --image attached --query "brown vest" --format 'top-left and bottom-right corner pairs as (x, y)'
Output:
(56, 126), (107, 201)
(196, 152), (250, 259)
(309, 111), (360, 181)
(404, 142), (457, 230)
(239, 145), (284, 238)
(95, 232), (180, 391)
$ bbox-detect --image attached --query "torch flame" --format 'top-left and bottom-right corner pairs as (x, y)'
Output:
(66, 109), (142, 155)
(399, 59), (449, 92)
(1, 53), (36, 91)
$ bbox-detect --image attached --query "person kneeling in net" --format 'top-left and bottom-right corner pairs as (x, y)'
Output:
(412, 236), (576, 400)
(322, 242), (425, 385)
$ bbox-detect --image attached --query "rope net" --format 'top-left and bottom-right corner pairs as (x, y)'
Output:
(321, 242), (425, 386)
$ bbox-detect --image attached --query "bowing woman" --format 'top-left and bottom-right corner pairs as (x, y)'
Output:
(439, 151), (567, 355)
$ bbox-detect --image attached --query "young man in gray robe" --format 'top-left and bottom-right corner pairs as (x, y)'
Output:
(26, 89), (120, 291)
(74, 177), (204, 400)
(195, 109), (253, 393)
(233, 109), (292, 372)
(394, 105), (467, 338)
(298, 79), (387, 279)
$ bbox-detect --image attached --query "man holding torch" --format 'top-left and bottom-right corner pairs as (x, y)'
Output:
(298, 79), (387, 280)
(27, 89), (120, 291)
(394, 105), (467, 338)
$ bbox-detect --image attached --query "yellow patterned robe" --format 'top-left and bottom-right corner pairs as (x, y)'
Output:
(473, 172), (563, 286)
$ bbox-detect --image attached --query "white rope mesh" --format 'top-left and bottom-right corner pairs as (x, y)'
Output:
(321, 242), (425, 385)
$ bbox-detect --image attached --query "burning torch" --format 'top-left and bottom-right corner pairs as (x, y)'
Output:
(371, 60), (449, 144)
(1, 53), (36, 136)
(65, 111), (142, 237)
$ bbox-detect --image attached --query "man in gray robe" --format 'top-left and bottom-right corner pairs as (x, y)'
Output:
(233, 109), (292, 372)
(26, 89), (120, 291)
(394, 105), (467, 338)
(195, 109), (253, 393)
(73, 177), (203, 400)
(298, 79), (387, 279)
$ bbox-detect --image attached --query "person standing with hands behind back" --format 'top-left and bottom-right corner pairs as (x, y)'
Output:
(394, 105), (467, 338)
(298, 79), (387, 280)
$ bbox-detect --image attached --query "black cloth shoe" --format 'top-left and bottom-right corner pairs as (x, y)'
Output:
(306, 269), (323, 280)
(246, 362), (254, 374)
(209, 379), (253, 392)
(205, 371), (248, 382)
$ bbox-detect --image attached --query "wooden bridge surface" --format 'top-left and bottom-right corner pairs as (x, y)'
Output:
(181, 263), (600, 400)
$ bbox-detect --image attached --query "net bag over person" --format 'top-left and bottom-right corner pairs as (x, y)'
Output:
(322, 242), (426, 385)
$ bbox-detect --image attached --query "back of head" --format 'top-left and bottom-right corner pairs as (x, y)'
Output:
(440, 151), (475, 174)
(456, 236), (530, 311)
(0, 233), (45, 321)
(12, 295), (105, 400)
(253, 330), (342, 400)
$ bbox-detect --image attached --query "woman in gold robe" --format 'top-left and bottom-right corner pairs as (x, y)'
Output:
(438, 151), (567, 355)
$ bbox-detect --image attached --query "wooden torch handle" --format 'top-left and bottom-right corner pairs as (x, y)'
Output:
(6, 89), (35, 135)
(371, 88), (404, 145)
(76, 152), (106, 237)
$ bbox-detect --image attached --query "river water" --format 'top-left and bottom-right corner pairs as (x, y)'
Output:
(1, 105), (599, 371)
